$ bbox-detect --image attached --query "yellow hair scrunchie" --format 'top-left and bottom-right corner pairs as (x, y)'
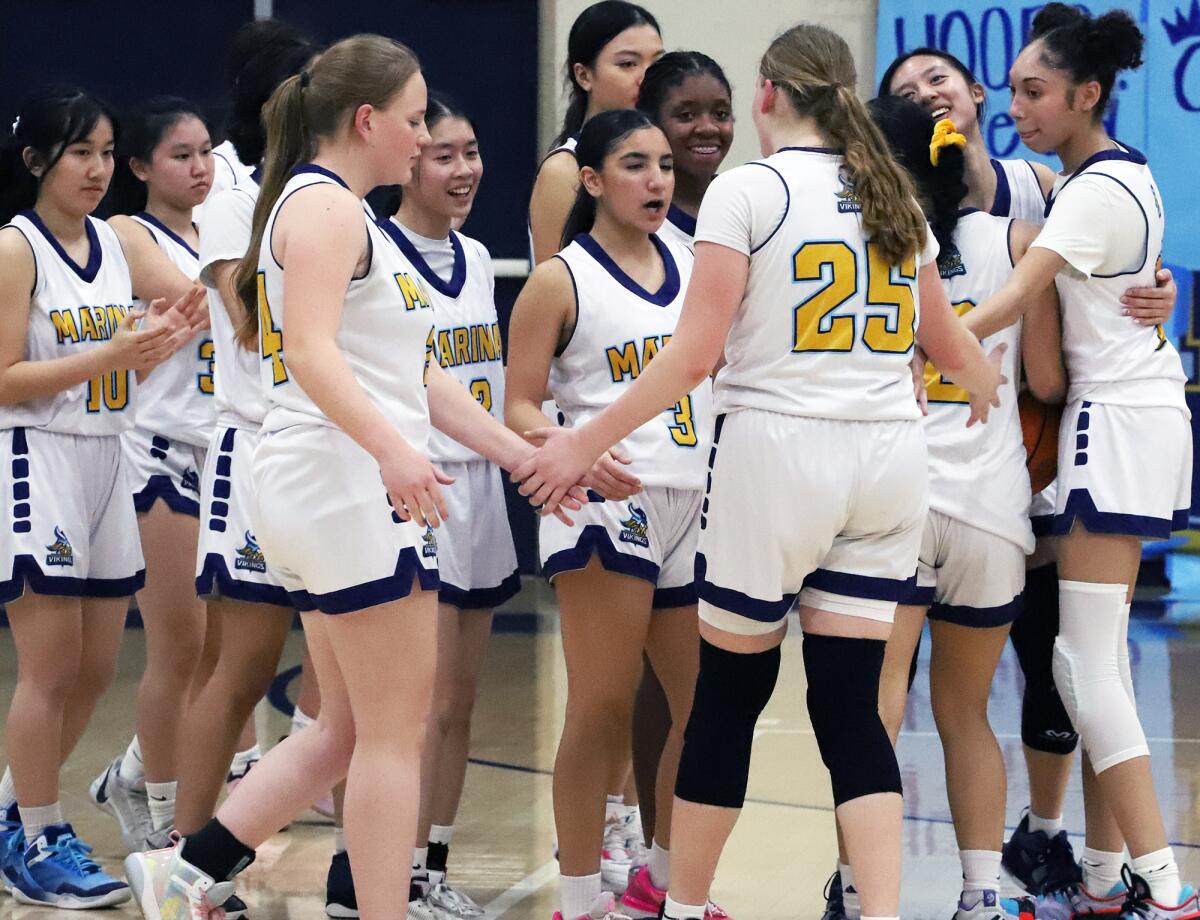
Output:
(929, 118), (967, 166)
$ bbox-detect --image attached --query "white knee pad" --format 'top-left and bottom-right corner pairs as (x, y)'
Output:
(1052, 581), (1148, 773)
(1116, 602), (1135, 705)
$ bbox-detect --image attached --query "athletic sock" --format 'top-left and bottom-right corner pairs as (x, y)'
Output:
(561, 872), (602, 919)
(841, 863), (861, 920)
(0, 768), (15, 811)
(119, 736), (145, 790)
(180, 817), (257, 881)
(960, 849), (1002, 896)
(146, 781), (176, 831)
(428, 824), (452, 884)
(20, 802), (63, 845)
(649, 839), (670, 889)
(1132, 847), (1182, 907)
(1028, 811), (1064, 836)
(412, 845), (428, 873)
(228, 745), (261, 781)
(1081, 847), (1125, 894)
(333, 826), (346, 855)
(663, 895), (706, 919)
(606, 794), (624, 806)
(290, 707), (315, 736)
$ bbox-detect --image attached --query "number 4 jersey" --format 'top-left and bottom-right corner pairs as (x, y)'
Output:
(0, 211), (137, 435)
(695, 147), (939, 421)
(550, 232), (712, 489)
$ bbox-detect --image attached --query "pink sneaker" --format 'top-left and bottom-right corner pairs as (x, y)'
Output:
(620, 866), (665, 918)
(704, 901), (732, 919)
(552, 892), (633, 919)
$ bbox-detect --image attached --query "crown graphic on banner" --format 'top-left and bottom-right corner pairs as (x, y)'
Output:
(1163, 0), (1200, 44)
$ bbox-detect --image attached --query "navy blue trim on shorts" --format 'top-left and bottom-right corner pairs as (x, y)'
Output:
(695, 552), (794, 623)
(928, 592), (1023, 628)
(1051, 488), (1187, 540)
(653, 582), (697, 609)
(439, 569), (521, 610)
(0, 554), (144, 604)
(900, 584), (936, 607)
(542, 523), (659, 586)
(802, 567), (918, 602)
(287, 546), (439, 615)
(1031, 513), (1054, 538)
(195, 553), (292, 608)
(133, 475), (201, 517)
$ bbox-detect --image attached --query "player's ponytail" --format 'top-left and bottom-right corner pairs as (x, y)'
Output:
(868, 96), (967, 274)
(0, 85), (118, 225)
(111, 97), (209, 216)
(233, 34), (421, 349)
(1026, 3), (1144, 120)
(761, 24), (926, 267)
(560, 108), (656, 247)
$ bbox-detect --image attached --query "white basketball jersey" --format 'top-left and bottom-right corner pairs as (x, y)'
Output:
(129, 214), (214, 446)
(657, 204), (697, 251)
(195, 140), (254, 226)
(258, 165), (435, 451)
(0, 212), (137, 435)
(1035, 148), (1186, 410)
(695, 147), (937, 421)
(379, 219), (504, 464)
(198, 172), (265, 429)
(550, 233), (711, 489)
(992, 158), (1047, 224)
(922, 211), (1032, 551)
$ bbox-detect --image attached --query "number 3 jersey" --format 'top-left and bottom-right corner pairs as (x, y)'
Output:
(378, 219), (504, 464)
(694, 147), (938, 421)
(0, 211), (137, 435)
(922, 211), (1031, 552)
(549, 233), (712, 489)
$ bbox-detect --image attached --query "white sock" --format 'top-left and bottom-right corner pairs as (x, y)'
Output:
(663, 895), (706, 920)
(119, 736), (145, 789)
(1081, 847), (1125, 894)
(20, 802), (63, 845)
(429, 824), (454, 846)
(229, 745), (261, 780)
(1132, 847), (1182, 907)
(605, 797), (623, 823)
(841, 863), (861, 920)
(960, 849), (1002, 895)
(561, 872), (602, 920)
(333, 826), (346, 855)
(412, 846), (428, 874)
(0, 768), (15, 811)
(606, 794), (624, 806)
(1028, 811), (1064, 836)
(290, 706), (315, 735)
(145, 780), (176, 831)
(649, 839), (670, 890)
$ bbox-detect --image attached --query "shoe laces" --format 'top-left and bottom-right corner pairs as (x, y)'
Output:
(432, 881), (483, 915)
(46, 833), (102, 876)
(1042, 834), (1081, 892)
(824, 872), (845, 909)
(1119, 866), (1155, 919)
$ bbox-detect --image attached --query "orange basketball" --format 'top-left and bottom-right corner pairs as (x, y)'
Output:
(1019, 391), (1062, 494)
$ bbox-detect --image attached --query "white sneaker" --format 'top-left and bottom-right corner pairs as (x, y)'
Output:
(124, 841), (235, 920)
(407, 896), (437, 920)
(553, 892), (634, 919)
(90, 756), (152, 853)
(427, 880), (485, 918)
(601, 815), (634, 894)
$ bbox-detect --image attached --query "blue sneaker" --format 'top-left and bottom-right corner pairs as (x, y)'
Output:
(326, 850), (357, 919)
(6, 823), (130, 908)
(952, 889), (1033, 920)
(0, 804), (22, 894)
(1002, 814), (1084, 896)
(1030, 880), (1126, 920)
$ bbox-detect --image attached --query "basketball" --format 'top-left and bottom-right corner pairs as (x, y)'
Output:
(1019, 391), (1061, 494)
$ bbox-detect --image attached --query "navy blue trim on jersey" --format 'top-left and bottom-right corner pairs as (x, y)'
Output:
(292, 163), (352, 189)
(287, 546), (439, 614)
(901, 583), (936, 607)
(0, 555), (144, 604)
(133, 475), (200, 517)
(439, 569), (521, 610)
(19, 210), (103, 282)
(1006, 218), (1018, 269)
(133, 212), (199, 259)
(777, 146), (841, 155)
(652, 582), (698, 609)
(695, 552), (794, 623)
(1031, 513), (1054, 538)
(928, 593), (1023, 627)
(989, 159), (1011, 217)
(1052, 488), (1187, 539)
(803, 567), (918, 602)
(666, 204), (697, 239)
(574, 233), (680, 307)
(1085, 174), (1149, 279)
(195, 554), (292, 607)
(378, 219), (467, 297)
(747, 162), (790, 254)
(249, 166), (263, 186)
(542, 523), (660, 585)
(1044, 142), (1147, 218)
(553, 254), (581, 355)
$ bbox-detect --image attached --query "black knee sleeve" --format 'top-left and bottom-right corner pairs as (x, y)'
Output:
(1010, 564), (1079, 755)
(803, 634), (902, 806)
(674, 638), (780, 808)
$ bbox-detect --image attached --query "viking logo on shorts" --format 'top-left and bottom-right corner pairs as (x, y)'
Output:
(235, 531), (267, 573)
(45, 526), (74, 567)
(181, 467), (200, 494)
(619, 504), (650, 548)
(422, 526), (438, 559)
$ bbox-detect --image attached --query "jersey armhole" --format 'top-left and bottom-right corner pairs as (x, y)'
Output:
(1005, 219), (1018, 269)
(1025, 159), (1051, 204)
(746, 162), (790, 254)
(2, 225), (39, 297)
(551, 254), (580, 357)
(1082, 173), (1149, 278)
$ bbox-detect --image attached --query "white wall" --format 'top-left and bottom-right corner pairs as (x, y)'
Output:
(538, 0), (880, 170)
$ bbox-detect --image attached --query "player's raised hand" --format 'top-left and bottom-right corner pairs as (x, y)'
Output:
(107, 310), (178, 372)
(147, 284), (209, 334)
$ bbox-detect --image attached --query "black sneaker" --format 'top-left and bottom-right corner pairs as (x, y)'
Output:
(1002, 814), (1083, 896)
(325, 851), (357, 919)
(822, 871), (847, 920)
(223, 893), (249, 919)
